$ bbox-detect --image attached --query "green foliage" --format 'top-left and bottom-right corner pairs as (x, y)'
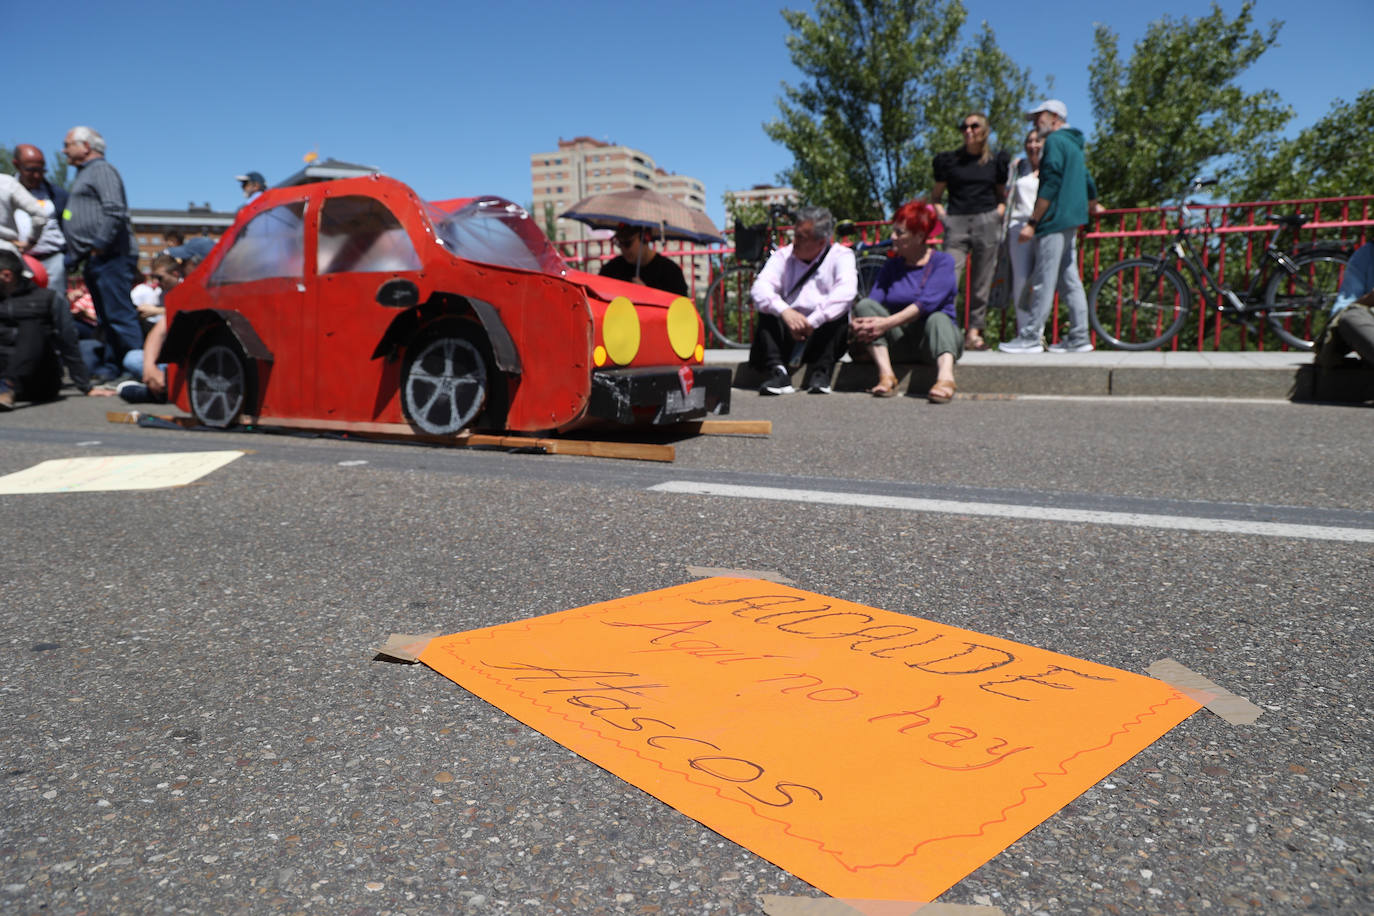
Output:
(1228, 89), (1374, 201)
(0, 146), (11, 175)
(722, 191), (770, 230)
(1088, 1), (1292, 208)
(765, 0), (1037, 221)
(541, 201), (558, 241)
(50, 152), (70, 190)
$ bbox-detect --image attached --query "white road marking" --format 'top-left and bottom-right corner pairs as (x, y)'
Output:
(649, 481), (1374, 543)
(1015, 395), (1287, 405)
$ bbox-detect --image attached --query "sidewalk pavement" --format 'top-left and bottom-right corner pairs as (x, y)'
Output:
(707, 348), (1372, 401)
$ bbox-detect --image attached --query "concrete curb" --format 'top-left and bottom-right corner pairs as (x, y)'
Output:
(706, 349), (1373, 401)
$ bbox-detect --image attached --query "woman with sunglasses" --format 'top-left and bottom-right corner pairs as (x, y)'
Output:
(849, 200), (961, 403)
(930, 113), (1011, 351)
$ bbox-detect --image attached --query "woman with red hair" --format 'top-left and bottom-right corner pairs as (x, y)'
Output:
(849, 200), (961, 402)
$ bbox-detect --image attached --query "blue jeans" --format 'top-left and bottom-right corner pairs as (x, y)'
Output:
(1020, 227), (1089, 346)
(84, 253), (143, 376)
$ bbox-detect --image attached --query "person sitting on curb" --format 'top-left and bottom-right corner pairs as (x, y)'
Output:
(0, 249), (91, 409)
(748, 205), (857, 394)
(1314, 240), (1374, 368)
(849, 201), (961, 402)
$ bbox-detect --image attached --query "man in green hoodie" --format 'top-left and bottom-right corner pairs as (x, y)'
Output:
(1000, 100), (1102, 354)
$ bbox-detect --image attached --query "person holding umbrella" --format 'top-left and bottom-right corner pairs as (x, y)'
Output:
(599, 223), (689, 296)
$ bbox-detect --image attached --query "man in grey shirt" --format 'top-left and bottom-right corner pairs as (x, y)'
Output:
(12, 144), (68, 292)
(61, 125), (143, 381)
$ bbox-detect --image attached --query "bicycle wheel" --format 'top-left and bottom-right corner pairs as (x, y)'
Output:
(1089, 258), (1191, 350)
(1261, 250), (1349, 351)
(702, 265), (757, 348)
(857, 255), (889, 297)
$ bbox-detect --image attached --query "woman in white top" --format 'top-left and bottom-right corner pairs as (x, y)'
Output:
(1005, 129), (1044, 338)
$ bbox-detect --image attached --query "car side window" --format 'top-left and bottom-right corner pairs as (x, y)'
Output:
(208, 202), (307, 285)
(318, 196), (421, 275)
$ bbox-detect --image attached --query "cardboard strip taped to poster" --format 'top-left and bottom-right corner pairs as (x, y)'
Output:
(420, 579), (1202, 902)
(1147, 658), (1263, 725)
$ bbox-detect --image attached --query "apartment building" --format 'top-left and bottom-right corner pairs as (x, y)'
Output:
(530, 137), (712, 290)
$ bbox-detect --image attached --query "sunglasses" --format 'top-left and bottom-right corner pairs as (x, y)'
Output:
(959, 122), (984, 131)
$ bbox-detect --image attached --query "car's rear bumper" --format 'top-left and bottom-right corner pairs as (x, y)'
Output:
(587, 366), (732, 425)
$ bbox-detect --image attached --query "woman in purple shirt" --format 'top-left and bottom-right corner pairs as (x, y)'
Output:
(850, 200), (963, 402)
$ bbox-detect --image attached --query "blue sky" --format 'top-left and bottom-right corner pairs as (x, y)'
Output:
(12, 0), (1368, 229)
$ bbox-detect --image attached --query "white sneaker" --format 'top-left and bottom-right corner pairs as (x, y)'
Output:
(998, 338), (1044, 354)
(1047, 341), (1095, 353)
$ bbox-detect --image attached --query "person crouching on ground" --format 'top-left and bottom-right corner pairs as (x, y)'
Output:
(0, 249), (91, 409)
(748, 205), (857, 395)
(849, 200), (961, 403)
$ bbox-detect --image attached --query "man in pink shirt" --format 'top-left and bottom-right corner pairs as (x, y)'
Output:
(749, 206), (858, 394)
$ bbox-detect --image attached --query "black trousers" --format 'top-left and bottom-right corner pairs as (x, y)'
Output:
(749, 313), (849, 377)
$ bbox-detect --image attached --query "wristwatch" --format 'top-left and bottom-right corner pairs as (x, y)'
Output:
(1026, 218), (1039, 227)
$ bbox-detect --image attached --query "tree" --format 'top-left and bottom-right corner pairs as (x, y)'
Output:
(764, 0), (1038, 220)
(722, 191), (770, 231)
(1228, 88), (1374, 201)
(1088, 1), (1292, 208)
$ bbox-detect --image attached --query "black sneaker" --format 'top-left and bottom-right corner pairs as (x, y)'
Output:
(806, 369), (832, 394)
(759, 365), (795, 396)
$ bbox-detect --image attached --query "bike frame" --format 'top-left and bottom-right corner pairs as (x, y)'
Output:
(1156, 203), (1321, 319)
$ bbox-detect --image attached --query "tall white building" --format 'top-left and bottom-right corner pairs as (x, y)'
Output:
(530, 137), (706, 243)
(530, 137), (711, 289)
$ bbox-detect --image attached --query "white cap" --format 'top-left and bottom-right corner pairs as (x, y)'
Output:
(1025, 99), (1068, 121)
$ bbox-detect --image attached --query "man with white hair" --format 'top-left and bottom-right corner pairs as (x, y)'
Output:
(999, 100), (1102, 354)
(60, 125), (143, 382)
(748, 205), (857, 394)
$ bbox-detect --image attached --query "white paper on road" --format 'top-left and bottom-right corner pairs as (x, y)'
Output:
(0, 451), (244, 494)
(649, 481), (1374, 544)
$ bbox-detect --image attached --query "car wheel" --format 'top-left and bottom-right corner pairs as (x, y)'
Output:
(188, 333), (254, 428)
(402, 332), (488, 435)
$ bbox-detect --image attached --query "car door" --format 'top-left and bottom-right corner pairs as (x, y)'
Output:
(201, 198), (309, 418)
(309, 190), (426, 422)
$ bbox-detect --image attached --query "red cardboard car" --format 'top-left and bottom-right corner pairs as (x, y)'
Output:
(160, 175), (730, 435)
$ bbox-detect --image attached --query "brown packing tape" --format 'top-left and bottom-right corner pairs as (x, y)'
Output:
(1147, 658), (1264, 725)
(685, 566), (796, 585)
(374, 631), (443, 664)
(759, 897), (1005, 916)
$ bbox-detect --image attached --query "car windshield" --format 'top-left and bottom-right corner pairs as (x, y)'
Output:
(427, 198), (565, 276)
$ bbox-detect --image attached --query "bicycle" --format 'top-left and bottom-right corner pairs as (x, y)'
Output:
(701, 204), (794, 348)
(702, 209), (893, 348)
(1088, 178), (1351, 351)
(851, 234), (894, 299)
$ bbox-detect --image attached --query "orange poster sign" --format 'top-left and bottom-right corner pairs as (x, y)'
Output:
(420, 578), (1202, 902)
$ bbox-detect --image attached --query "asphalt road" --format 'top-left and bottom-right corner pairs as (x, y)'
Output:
(2, 392), (1371, 915)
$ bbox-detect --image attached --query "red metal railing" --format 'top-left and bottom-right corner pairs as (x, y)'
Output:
(1081, 194), (1372, 350)
(554, 195), (1372, 351)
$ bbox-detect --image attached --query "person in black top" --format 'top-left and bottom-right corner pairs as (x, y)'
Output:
(0, 249), (91, 409)
(599, 224), (689, 296)
(930, 112), (1011, 351)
